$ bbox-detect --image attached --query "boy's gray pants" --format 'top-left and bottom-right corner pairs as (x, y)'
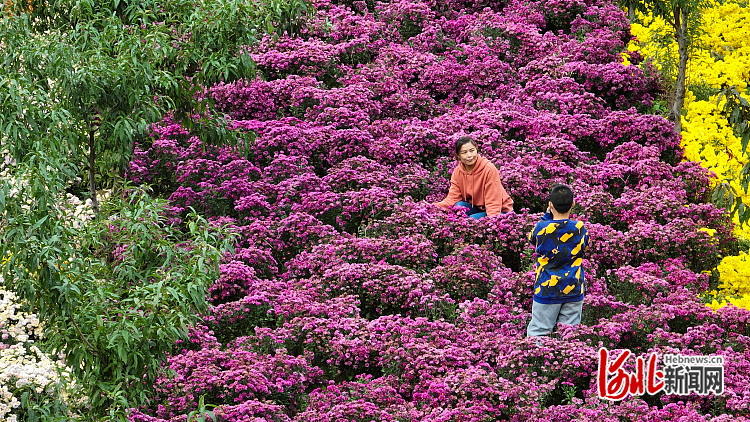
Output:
(527, 300), (583, 337)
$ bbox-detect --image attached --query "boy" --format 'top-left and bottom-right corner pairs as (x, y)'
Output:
(527, 185), (589, 337)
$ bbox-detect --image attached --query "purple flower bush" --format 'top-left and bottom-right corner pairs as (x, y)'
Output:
(126, 0), (750, 420)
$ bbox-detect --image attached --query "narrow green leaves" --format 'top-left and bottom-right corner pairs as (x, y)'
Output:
(711, 85), (750, 226)
(46, 187), (232, 416)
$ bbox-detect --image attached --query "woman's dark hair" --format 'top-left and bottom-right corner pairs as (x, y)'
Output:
(454, 136), (478, 156)
(549, 184), (574, 214)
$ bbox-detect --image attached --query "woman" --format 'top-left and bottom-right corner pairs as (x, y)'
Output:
(434, 136), (514, 218)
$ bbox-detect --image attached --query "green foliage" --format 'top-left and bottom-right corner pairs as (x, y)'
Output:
(738, 237), (750, 254)
(711, 179), (749, 226)
(1, 5), (176, 210)
(7, 0), (313, 83)
(0, 181), (234, 418)
(165, 0), (313, 82)
(187, 395), (217, 422)
(15, 375), (86, 422)
(0, 160), (77, 318)
(717, 85), (750, 155)
(689, 80), (722, 102)
(0, 0), (314, 209)
(710, 84), (750, 226)
(636, 20), (678, 84)
(562, 383), (578, 405)
(67, 190), (232, 413)
(213, 304), (277, 346)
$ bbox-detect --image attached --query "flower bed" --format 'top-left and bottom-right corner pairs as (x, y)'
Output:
(127, 0), (750, 420)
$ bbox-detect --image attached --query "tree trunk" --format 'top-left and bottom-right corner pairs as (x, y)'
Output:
(88, 128), (99, 215)
(670, 6), (689, 134)
(628, 0), (636, 21)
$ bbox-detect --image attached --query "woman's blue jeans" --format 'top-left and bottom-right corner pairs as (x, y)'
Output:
(455, 201), (487, 219)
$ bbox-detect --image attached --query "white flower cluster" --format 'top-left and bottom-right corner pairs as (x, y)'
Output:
(1, 344), (64, 390)
(0, 290), (77, 420)
(1, 147), (12, 168)
(1, 146), (110, 230)
(0, 291), (42, 344)
(0, 148), (20, 215)
(59, 190), (111, 230)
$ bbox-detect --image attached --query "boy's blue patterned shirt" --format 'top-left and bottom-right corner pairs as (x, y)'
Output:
(528, 212), (590, 304)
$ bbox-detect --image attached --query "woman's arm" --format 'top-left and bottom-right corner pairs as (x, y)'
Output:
(434, 170), (465, 209)
(484, 178), (514, 215)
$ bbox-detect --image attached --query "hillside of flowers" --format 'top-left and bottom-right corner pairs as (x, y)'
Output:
(123, 0), (750, 420)
(627, 0), (750, 311)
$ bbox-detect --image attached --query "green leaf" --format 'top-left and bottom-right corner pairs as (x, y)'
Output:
(31, 215), (49, 231)
(0, 184), (6, 212)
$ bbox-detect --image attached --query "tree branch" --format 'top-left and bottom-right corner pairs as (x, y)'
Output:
(70, 314), (100, 357)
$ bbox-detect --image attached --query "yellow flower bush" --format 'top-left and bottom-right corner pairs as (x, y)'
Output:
(631, 0), (750, 311)
(632, 1), (750, 240)
(702, 252), (750, 311)
(682, 93), (750, 237)
(705, 294), (750, 311)
(715, 251), (750, 295)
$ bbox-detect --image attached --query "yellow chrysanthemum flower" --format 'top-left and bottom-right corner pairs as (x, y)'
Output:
(633, 0), (750, 240)
(635, 0), (750, 312)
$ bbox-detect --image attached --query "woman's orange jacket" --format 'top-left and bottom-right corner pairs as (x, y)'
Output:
(434, 155), (514, 216)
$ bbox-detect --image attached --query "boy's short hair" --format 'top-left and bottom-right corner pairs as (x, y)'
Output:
(454, 136), (478, 156)
(549, 185), (574, 214)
